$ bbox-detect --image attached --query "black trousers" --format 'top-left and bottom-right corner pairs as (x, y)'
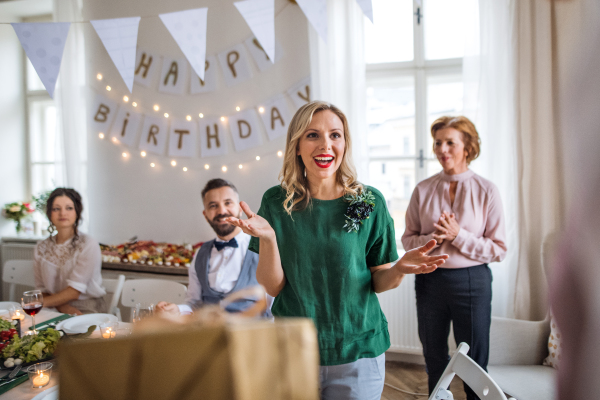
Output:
(415, 264), (492, 400)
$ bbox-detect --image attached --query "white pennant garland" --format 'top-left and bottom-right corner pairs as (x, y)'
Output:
(159, 8), (209, 80)
(91, 17), (141, 93)
(295, 0), (328, 43)
(234, 0), (275, 63)
(355, 0), (374, 23)
(12, 22), (71, 98)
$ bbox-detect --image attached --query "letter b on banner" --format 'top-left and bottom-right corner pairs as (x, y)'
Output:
(90, 93), (118, 136)
(228, 109), (262, 152)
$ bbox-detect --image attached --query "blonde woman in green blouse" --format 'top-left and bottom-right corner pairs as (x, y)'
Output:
(227, 101), (448, 399)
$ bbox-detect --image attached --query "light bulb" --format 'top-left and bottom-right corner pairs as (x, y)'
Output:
(132, 102), (138, 107)
(150, 163), (156, 168)
(164, 113), (169, 118)
(183, 167), (188, 172)
(122, 152), (128, 158)
(153, 105), (160, 111)
(123, 95), (129, 102)
(171, 160), (177, 166)
(258, 107), (265, 113)
(277, 151), (283, 157)
(186, 115), (192, 121)
(98, 133), (105, 139)
(204, 164), (210, 170)
(111, 137), (118, 143)
(140, 151), (147, 157)
(255, 156), (261, 161)
(96, 73), (103, 80)
(199, 113), (204, 118)
(222, 166), (227, 172)
(106, 86), (111, 91)
(236, 106), (241, 111)
(238, 164), (243, 169)
(220, 117), (225, 122)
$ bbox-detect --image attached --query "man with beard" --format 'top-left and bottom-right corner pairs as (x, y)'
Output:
(156, 178), (271, 316)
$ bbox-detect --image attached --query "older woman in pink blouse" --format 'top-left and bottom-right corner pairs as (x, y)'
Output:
(402, 116), (507, 400)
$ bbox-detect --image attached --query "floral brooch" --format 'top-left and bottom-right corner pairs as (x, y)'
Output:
(343, 190), (375, 233)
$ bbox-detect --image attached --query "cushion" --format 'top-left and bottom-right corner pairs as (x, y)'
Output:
(543, 314), (562, 369)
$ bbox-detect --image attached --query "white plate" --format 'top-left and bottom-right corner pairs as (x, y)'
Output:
(56, 313), (118, 334)
(31, 385), (58, 400)
(0, 302), (21, 311)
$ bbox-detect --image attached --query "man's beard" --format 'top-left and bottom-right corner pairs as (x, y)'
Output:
(208, 212), (240, 237)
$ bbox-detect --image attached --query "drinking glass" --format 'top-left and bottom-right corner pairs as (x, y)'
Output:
(22, 290), (43, 335)
(132, 303), (154, 323)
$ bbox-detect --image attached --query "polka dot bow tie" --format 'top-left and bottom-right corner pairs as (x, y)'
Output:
(214, 238), (238, 251)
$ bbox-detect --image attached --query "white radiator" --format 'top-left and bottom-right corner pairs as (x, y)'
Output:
(0, 239), (38, 301)
(377, 274), (423, 354)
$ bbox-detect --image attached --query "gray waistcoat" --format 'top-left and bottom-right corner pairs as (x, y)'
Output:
(194, 239), (261, 313)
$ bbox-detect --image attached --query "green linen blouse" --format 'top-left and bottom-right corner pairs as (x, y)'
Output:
(248, 185), (398, 366)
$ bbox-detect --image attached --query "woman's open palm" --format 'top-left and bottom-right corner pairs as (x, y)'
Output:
(226, 201), (275, 239)
(395, 239), (448, 275)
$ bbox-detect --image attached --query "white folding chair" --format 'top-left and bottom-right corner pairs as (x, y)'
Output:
(2, 260), (36, 302)
(103, 274), (126, 321)
(429, 342), (515, 400)
(120, 278), (187, 312)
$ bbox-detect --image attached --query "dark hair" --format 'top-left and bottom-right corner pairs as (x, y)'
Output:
(46, 188), (83, 246)
(201, 179), (238, 200)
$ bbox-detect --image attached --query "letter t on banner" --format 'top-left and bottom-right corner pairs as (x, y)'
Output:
(234, 0), (275, 63)
(11, 22), (71, 98)
(295, 0), (328, 43)
(159, 8), (208, 80)
(90, 17), (141, 93)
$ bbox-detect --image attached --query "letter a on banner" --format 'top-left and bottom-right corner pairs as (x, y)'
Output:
(91, 17), (141, 93)
(234, 0), (275, 62)
(11, 22), (71, 98)
(159, 8), (208, 80)
(295, 0), (328, 43)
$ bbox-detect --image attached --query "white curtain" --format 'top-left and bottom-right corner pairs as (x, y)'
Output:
(308, 0), (368, 181)
(53, 0), (89, 230)
(462, 0), (519, 318)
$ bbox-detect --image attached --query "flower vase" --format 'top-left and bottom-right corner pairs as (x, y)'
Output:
(15, 220), (23, 235)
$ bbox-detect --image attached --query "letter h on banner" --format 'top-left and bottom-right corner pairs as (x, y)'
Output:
(199, 117), (228, 157)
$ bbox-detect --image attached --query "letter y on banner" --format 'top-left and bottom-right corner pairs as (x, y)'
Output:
(12, 22), (71, 98)
(91, 17), (141, 93)
(234, 0), (275, 63)
(159, 8), (209, 81)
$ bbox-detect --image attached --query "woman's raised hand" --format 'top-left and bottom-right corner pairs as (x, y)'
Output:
(394, 239), (449, 275)
(226, 201), (275, 240)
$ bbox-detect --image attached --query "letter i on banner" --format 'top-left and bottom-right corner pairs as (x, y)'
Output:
(286, 76), (312, 110)
(108, 106), (143, 147)
(228, 109), (263, 152)
(257, 94), (292, 141)
(217, 44), (253, 87)
(199, 117), (228, 157)
(158, 57), (188, 95)
(134, 48), (160, 88)
(139, 115), (169, 155)
(190, 55), (217, 94)
(168, 119), (197, 157)
(90, 92), (119, 137)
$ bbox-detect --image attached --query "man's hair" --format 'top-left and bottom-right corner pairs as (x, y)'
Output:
(201, 178), (238, 200)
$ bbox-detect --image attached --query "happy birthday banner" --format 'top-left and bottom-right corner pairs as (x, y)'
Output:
(91, 75), (311, 158)
(7, 0), (373, 98)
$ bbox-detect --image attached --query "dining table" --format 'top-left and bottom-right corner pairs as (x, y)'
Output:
(0, 308), (132, 400)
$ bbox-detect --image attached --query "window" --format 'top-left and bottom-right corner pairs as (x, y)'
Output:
(364, 0), (471, 245)
(24, 16), (59, 198)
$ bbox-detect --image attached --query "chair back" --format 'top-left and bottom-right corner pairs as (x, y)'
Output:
(120, 279), (187, 308)
(103, 274), (126, 320)
(2, 260), (36, 302)
(429, 342), (509, 400)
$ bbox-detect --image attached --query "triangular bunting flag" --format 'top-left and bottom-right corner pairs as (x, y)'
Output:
(159, 8), (208, 80)
(234, 0), (275, 63)
(90, 17), (141, 93)
(11, 22), (71, 98)
(295, 0), (328, 43)
(355, 0), (374, 23)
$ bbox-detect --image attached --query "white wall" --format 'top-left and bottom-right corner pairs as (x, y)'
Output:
(83, 0), (310, 244)
(0, 10), (27, 237)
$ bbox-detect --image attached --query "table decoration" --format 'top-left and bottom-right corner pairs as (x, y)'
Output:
(1, 202), (35, 234)
(2, 329), (60, 366)
(27, 362), (52, 388)
(100, 322), (117, 339)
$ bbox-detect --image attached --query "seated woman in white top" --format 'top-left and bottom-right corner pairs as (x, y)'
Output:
(33, 188), (106, 315)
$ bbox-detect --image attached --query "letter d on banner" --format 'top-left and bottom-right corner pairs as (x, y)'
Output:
(228, 108), (263, 152)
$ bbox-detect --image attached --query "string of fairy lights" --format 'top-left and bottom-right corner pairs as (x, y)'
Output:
(95, 73), (286, 174)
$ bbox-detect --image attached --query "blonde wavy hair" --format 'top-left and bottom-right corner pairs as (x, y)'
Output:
(279, 101), (362, 215)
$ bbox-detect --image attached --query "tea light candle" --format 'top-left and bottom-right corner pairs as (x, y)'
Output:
(101, 327), (116, 339)
(11, 310), (24, 320)
(32, 372), (49, 387)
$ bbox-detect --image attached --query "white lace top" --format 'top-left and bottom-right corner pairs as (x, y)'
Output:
(33, 233), (106, 300)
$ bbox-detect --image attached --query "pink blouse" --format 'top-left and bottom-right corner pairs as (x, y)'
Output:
(401, 169), (507, 268)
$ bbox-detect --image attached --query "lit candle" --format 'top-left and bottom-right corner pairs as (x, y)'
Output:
(12, 310), (24, 320)
(32, 372), (49, 387)
(101, 327), (116, 339)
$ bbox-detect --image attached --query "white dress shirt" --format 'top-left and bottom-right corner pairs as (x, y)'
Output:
(178, 231), (250, 314)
